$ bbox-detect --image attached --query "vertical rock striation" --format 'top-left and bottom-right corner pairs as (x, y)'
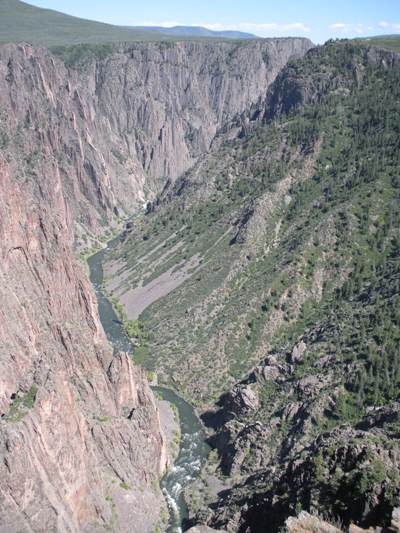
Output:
(0, 38), (312, 247)
(0, 153), (167, 532)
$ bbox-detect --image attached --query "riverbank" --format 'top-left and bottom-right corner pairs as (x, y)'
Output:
(87, 236), (210, 533)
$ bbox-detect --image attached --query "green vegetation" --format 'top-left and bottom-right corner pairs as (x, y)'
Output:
(110, 297), (127, 322)
(110, 295), (150, 366)
(172, 428), (181, 448)
(276, 51), (400, 411)
(125, 319), (147, 342)
(355, 35), (400, 53)
(150, 479), (160, 493)
(51, 44), (114, 68)
(0, 131), (9, 149)
(6, 385), (38, 422)
(96, 415), (109, 423)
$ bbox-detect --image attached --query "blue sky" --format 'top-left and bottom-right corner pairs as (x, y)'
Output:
(28, 0), (400, 43)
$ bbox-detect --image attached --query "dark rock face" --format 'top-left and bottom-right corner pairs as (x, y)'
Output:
(201, 326), (400, 532)
(206, 406), (400, 533)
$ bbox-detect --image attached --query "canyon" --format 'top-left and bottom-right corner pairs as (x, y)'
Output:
(102, 42), (400, 532)
(0, 36), (313, 532)
(0, 2), (399, 530)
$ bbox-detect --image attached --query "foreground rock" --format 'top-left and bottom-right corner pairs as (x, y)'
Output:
(286, 512), (342, 533)
(286, 508), (400, 533)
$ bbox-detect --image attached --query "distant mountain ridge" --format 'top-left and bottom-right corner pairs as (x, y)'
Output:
(130, 25), (258, 39)
(0, 0), (170, 45)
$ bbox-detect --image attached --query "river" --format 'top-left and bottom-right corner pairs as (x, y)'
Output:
(87, 236), (210, 533)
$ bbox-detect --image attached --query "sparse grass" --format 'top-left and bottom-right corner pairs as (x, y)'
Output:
(150, 479), (160, 493)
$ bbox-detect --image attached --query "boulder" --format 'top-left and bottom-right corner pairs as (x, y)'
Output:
(290, 340), (307, 363)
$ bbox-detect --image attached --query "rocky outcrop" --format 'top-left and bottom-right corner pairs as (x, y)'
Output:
(286, 508), (400, 533)
(264, 43), (400, 121)
(286, 512), (342, 533)
(0, 38), (312, 248)
(204, 405), (400, 533)
(200, 317), (400, 531)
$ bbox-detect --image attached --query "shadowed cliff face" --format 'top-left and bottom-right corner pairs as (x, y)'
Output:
(0, 39), (312, 248)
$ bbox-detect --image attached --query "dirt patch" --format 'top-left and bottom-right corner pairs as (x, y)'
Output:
(119, 255), (201, 320)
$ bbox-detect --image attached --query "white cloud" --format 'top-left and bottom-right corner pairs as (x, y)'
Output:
(129, 21), (311, 35)
(330, 22), (347, 29)
(203, 22), (311, 33)
(133, 21), (183, 27)
(379, 21), (400, 31)
(328, 22), (370, 35)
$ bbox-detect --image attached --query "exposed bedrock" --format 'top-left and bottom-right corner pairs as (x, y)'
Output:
(0, 154), (169, 532)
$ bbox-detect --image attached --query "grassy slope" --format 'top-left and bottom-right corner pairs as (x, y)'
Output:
(106, 42), (400, 413)
(0, 0), (172, 45)
(0, 0), (260, 47)
(355, 35), (400, 53)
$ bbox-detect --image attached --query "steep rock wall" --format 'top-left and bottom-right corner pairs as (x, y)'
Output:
(0, 152), (167, 532)
(0, 36), (313, 531)
(0, 38), (312, 247)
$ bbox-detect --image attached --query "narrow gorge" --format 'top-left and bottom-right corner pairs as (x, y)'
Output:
(87, 237), (211, 533)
